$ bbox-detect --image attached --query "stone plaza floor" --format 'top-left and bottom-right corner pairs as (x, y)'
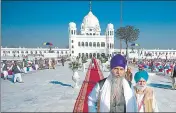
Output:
(1, 62), (176, 112)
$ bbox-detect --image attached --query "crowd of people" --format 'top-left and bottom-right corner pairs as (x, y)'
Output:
(1, 54), (175, 112)
(1, 57), (66, 83)
(88, 54), (176, 112)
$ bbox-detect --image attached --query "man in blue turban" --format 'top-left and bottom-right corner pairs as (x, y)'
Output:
(133, 70), (158, 112)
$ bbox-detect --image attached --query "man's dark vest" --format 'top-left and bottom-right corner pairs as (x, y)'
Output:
(12, 65), (21, 74)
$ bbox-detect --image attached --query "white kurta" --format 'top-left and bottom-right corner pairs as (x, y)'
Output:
(88, 73), (138, 112)
(136, 91), (159, 112)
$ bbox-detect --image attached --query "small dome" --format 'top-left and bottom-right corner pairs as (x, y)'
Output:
(69, 22), (76, 28)
(82, 11), (100, 30)
(107, 23), (114, 29)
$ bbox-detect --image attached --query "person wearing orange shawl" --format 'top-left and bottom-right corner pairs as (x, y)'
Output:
(134, 70), (158, 112)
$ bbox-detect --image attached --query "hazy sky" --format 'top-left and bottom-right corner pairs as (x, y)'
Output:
(2, 1), (176, 49)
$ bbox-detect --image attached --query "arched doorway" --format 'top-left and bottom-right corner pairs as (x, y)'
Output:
(82, 53), (84, 57)
(89, 53), (92, 58)
(86, 53), (88, 58)
(93, 53), (96, 58)
(97, 53), (100, 58)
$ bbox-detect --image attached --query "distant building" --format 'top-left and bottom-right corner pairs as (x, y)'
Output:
(1, 47), (69, 58)
(1, 46), (176, 60)
(1, 2), (176, 60)
(68, 10), (114, 58)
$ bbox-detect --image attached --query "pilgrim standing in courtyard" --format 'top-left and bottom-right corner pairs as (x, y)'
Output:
(125, 67), (133, 87)
(88, 54), (137, 112)
(61, 57), (65, 66)
(2, 60), (8, 80)
(171, 62), (176, 89)
(133, 70), (158, 112)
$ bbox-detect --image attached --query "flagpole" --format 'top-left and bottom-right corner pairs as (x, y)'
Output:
(120, 0), (123, 54)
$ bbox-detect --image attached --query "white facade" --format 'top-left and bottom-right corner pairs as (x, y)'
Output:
(68, 11), (114, 58)
(1, 47), (69, 58)
(1, 9), (176, 60)
(114, 48), (176, 59)
(1, 47), (176, 60)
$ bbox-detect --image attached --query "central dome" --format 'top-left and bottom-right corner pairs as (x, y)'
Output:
(82, 11), (100, 29)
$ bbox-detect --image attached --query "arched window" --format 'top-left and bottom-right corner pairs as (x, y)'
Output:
(82, 42), (84, 46)
(86, 53), (88, 58)
(78, 42), (80, 46)
(89, 53), (92, 58)
(89, 42), (92, 47)
(93, 53), (96, 57)
(101, 42), (105, 47)
(71, 30), (73, 35)
(79, 53), (81, 57)
(110, 44), (112, 49)
(107, 44), (109, 48)
(93, 42), (96, 47)
(97, 42), (100, 47)
(93, 33), (95, 35)
(85, 42), (88, 47)
(86, 33), (89, 35)
(82, 53), (84, 57)
(97, 53), (100, 58)
(72, 45), (74, 48)
(72, 51), (74, 53)
(72, 40), (74, 43)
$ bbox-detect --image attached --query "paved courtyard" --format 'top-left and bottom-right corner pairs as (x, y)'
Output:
(1, 62), (176, 112)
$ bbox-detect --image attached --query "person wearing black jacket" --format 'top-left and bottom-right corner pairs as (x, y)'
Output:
(9, 61), (24, 83)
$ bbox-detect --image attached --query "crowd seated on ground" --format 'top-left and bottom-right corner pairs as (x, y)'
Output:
(1, 57), (60, 82)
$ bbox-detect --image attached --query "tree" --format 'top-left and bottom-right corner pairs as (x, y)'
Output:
(116, 25), (140, 59)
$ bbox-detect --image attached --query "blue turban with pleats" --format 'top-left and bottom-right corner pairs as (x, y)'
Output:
(134, 70), (149, 83)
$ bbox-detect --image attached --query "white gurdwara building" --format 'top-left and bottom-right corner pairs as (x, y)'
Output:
(1, 3), (176, 60)
(68, 11), (114, 58)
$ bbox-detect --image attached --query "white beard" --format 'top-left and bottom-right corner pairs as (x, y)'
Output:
(136, 85), (147, 91)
